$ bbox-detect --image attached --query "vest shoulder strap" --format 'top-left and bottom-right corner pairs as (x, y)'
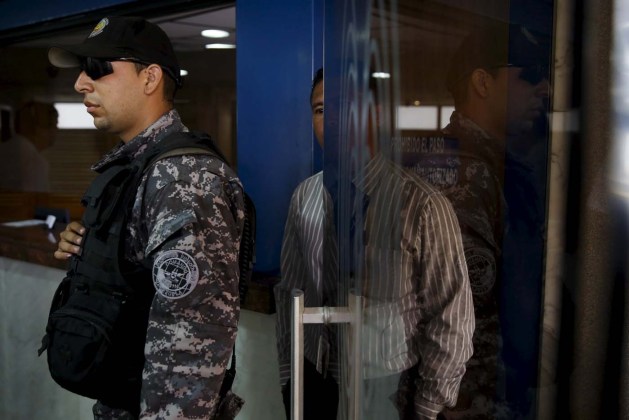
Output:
(145, 146), (219, 174)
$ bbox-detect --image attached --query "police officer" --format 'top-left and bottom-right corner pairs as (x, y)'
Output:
(414, 21), (550, 418)
(51, 16), (245, 419)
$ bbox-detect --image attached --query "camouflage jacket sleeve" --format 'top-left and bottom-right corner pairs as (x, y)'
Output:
(137, 155), (245, 419)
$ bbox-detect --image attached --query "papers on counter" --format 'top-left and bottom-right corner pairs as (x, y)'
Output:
(1, 219), (48, 227)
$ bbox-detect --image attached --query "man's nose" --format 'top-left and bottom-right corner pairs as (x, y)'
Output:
(74, 71), (93, 93)
(536, 78), (551, 97)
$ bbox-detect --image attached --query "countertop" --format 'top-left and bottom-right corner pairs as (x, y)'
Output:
(0, 222), (276, 313)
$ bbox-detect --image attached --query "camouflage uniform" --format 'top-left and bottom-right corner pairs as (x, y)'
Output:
(408, 111), (507, 418)
(91, 109), (245, 419)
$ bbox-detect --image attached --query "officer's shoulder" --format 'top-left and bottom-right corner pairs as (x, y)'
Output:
(147, 154), (239, 188)
(155, 152), (227, 172)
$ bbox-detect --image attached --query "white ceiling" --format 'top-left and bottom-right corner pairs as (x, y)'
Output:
(153, 5), (236, 52)
(15, 5), (236, 53)
(3, 5), (237, 103)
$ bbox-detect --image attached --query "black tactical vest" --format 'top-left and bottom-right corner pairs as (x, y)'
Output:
(39, 131), (226, 416)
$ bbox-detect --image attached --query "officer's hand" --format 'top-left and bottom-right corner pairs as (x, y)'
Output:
(54, 221), (85, 260)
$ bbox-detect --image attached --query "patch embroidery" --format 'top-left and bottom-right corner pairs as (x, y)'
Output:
(89, 18), (109, 38)
(465, 247), (496, 296)
(152, 250), (199, 299)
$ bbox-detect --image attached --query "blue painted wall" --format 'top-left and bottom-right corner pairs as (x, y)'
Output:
(237, 0), (322, 274)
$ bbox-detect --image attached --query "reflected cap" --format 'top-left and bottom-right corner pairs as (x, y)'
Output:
(48, 16), (182, 87)
(446, 22), (549, 92)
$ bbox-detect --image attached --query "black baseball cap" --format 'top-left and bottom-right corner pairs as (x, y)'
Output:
(49, 16), (182, 88)
(446, 21), (549, 92)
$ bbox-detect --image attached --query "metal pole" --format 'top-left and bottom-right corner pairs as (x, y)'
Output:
(290, 289), (362, 419)
(303, 306), (354, 324)
(291, 289), (305, 420)
(348, 290), (363, 420)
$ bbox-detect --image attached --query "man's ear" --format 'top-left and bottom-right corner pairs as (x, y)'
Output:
(144, 64), (164, 95)
(470, 68), (492, 99)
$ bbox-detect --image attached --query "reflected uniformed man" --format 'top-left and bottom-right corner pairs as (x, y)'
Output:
(51, 16), (245, 419)
(414, 21), (550, 418)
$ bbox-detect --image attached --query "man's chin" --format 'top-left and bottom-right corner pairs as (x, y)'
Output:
(507, 121), (534, 137)
(93, 119), (110, 132)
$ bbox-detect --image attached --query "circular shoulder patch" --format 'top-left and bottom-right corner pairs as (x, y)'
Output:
(465, 247), (496, 296)
(152, 250), (199, 299)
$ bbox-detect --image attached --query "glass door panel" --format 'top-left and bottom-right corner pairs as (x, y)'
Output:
(323, 0), (555, 418)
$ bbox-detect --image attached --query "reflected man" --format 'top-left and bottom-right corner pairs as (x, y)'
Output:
(275, 68), (475, 420)
(0, 101), (57, 192)
(415, 21), (550, 418)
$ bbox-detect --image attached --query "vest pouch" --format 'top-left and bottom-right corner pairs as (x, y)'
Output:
(49, 275), (72, 313)
(44, 276), (134, 402)
(82, 164), (138, 230)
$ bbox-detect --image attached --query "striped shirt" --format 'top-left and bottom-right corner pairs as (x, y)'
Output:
(275, 154), (474, 418)
(274, 171), (341, 387)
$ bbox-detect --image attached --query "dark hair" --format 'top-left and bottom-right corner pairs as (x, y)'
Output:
(133, 62), (177, 103)
(15, 101), (58, 133)
(310, 67), (323, 104)
(162, 73), (178, 103)
(449, 66), (500, 107)
(446, 22), (548, 105)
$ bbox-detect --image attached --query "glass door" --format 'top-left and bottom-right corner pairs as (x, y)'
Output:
(322, 0), (556, 418)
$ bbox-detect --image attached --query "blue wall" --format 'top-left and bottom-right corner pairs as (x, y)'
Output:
(237, 0), (322, 274)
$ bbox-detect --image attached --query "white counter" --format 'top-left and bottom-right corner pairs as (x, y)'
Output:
(0, 256), (284, 420)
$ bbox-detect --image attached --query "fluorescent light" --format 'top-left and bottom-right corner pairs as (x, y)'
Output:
(372, 72), (391, 79)
(54, 103), (95, 129)
(440, 106), (455, 128)
(205, 43), (236, 49)
(397, 106), (438, 130)
(180, 69), (189, 77)
(201, 29), (230, 38)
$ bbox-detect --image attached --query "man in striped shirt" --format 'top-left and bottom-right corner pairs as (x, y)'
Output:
(274, 68), (475, 419)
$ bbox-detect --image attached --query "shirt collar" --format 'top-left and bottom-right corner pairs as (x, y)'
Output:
(92, 109), (187, 171)
(443, 110), (505, 170)
(352, 152), (389, 197)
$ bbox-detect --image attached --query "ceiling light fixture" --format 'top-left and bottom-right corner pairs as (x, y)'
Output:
(205, 43), (236, 49)
(201, 29), (230, 38)
(372, 72), (391, 79)
(180, 69), (189, 77)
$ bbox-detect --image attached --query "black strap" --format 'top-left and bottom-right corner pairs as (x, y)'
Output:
(220, 348), (237, 398)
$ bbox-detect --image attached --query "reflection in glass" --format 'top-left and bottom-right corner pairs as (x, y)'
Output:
(321, 0), (555, 418)
(0, 101), (57, 192)
(416, 21), (551, 418)
(275, 60), (475, 419)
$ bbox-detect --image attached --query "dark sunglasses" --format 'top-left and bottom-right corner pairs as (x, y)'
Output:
(79, 57), (154, 81)
(517, 64), (548, 85)
(497, 63), (548, 85)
